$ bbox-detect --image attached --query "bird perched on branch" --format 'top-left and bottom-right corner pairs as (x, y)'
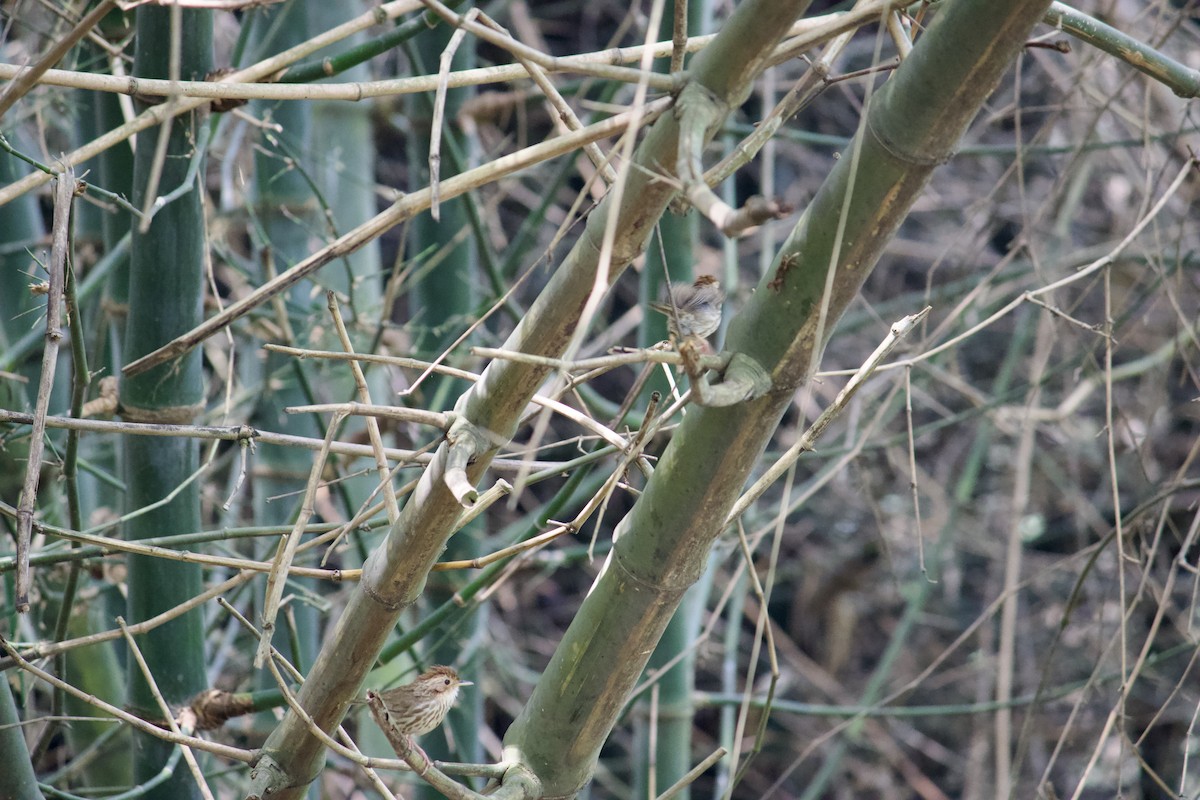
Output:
(368, 665), (471, 739)
(649, 274), (724, 342)
(366, 665), (473, 776)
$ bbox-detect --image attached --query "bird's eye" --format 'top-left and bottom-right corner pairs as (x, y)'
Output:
(443, 679), (451, 686)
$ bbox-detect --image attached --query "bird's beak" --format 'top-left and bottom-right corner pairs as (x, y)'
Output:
(459, 680), (474, 687)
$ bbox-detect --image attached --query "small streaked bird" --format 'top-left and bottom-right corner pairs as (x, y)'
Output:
(368, 665), (472, 739)
(649, 274), (724, 341)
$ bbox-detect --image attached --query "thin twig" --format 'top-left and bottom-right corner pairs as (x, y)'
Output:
(320, 467), (423, 567)
(15, 170), (76, 611)
(267, 345), (644, 460)
(0, 572), (255, 669)
(23, 524), (353, 581)
(430, 8), (482, 220)
(327, 292), (401, 524)
(994, 313), (1054, 796)
(656, 747), (728, 800)
(0, 0), (426, 207)
(0, 9), (882, 105)
(725, 461), (788, 795)
(118, 619), (215, 800)
(0, 634), (256, 763)
(0, 409), (561, 472)
(581, 393), (661, 560)
(0, 0), (119, 119)
(256, 411), (348, 668)
(121, 97), (672, 378)
(417, 0), (676, 93)
(123, 0), (290, 8)
(139, 114), (212, 232)
(476, 12), (615, 184)
(727, 307), (931, 524)
(136, 3), (185, 232)
(471, 344), (726, 373)
(0, 131), (145, 220)
(885, 9), (913, 58)
(903, 365), (927, 575)
(285, 401), (450, 430)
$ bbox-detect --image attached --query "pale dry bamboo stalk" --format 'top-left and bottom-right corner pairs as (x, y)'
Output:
(327, 293), (401, 524)
(14, 171), (76, 611)
(256, 411), (347, 667)
(0, 0), (425, 206)
(122, 98), (672, 379)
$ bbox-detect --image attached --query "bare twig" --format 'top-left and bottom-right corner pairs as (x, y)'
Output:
(21, 523), (353, 581)
(580, 393), (661, 560)
(656, 747), (728, 800)
(329, 292), (401, 523)
(0, 0), (425, 206)
(267, 346), (647, 462)
(471, 344), (726, 373)
(476, 12), (616, 184)
(430, 8), (482, 220)
(903, 365), (927, 574)
(0, 409), (560, 473)
(15, 170), (76, 611)
(320, 467), (423, 567)
(121, 98), (672, 379)
(256, 411), (348, 668)
(727, 307), (931, 523)
(285, 402), (450, 431)
(0, 572), (255, 669)
(417, 0), (676, 93)
(726, 466), (786, 791)
(0, 0), (119, 119)
(0, 8), (889, 105)
(0, 634), (256, 763)
(121, 0), (288, 8)
(118, 619), (215, 800)
(885, 9), (913, 58)
(135, 3), (184, 232)
(994, 313), (1054, 796)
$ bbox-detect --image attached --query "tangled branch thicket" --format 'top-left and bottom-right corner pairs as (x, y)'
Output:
(2, 0), (1199, 798)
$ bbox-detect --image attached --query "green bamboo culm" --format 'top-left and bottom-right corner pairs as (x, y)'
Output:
(636, 0), (709, 793)
(0, 678), (40, 800)
(501, 0), (1054, 797)
(121, 8), (212, 798)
